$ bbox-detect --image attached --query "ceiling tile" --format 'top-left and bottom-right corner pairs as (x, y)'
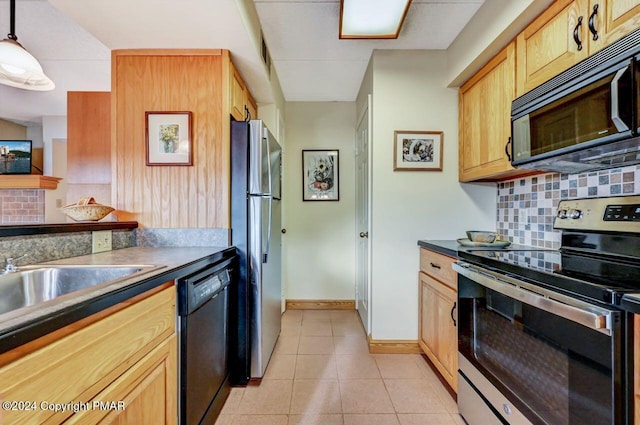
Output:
(275, 60), (369, 101)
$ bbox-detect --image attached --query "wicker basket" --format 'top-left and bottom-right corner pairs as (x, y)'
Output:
(63, 197), (114, 221)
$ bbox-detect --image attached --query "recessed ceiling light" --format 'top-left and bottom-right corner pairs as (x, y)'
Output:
(339, 0), (412, 39)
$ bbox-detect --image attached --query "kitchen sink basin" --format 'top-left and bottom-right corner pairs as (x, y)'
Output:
(0, 265), (160, 317)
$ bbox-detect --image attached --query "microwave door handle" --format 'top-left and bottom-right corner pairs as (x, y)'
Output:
(611, 66), (630, 132)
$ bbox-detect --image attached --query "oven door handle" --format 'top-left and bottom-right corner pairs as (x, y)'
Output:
(453, 262), (615, 335)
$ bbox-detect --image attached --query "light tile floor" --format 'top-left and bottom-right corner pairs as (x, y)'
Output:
(215, 309), (466, 425)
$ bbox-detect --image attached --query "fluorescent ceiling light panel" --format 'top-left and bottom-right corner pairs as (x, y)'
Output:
(340, 0), (412, 39)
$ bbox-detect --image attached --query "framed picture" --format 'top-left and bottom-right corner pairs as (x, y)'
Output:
(145, 111), (193, 166)
(393, 130), (443, 171)
(0, 140), (32, 174)
(302, 149), (339, 201)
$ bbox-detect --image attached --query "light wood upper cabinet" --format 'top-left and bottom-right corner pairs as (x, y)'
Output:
(418, 248), (458, 392)
(229, 61), (257, 122)
(516, 0), (640, 97)
(516, 0), (590, 97)
(246, 91), (258, 121)
(230, 64), (247, 121)
(459, 42), (517, 182)
(588, 0), (640, 54)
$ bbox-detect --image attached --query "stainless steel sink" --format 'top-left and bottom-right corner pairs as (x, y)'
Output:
(0, 265), (159, 316)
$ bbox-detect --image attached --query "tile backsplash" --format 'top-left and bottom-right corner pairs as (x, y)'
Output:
(497, 164), (640, 249)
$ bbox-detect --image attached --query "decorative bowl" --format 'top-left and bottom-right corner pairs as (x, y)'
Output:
(466, 230), (499, 243)
(63, 197), (114, 221)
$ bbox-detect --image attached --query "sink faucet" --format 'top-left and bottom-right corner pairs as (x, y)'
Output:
(1, 254), (27, 274)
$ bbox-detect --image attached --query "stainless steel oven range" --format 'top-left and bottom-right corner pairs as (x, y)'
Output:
(454, 195), (640, 425)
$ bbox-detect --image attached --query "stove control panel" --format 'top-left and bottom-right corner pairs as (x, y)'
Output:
(555, 195), (640, 232)
(603, 204), (640, 222)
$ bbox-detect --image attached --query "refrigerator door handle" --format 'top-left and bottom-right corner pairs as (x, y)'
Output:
(265, 132), (273, 196)
(264, 196), (272, 263)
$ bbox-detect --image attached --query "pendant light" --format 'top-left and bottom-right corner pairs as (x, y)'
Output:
(0, 0), (54, 91)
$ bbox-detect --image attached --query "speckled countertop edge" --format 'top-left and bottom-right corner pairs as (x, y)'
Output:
(0, 246), (232, 339)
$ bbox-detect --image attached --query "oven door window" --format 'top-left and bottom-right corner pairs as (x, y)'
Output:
(459, 281), (616, 425)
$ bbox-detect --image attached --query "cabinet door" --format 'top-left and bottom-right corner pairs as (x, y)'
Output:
(419, 272), (457, 392)
(516, 0), (590, 96)
(589, 0), (640, 54)
(459, 42), (515, 182)
(230, 65), (246, 121)
(246, 91), (258, 121)
(66, 334), (177, 425)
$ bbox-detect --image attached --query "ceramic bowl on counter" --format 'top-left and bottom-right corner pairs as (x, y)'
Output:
(63, 197), (114, 221)
(466, 230), (499, 243)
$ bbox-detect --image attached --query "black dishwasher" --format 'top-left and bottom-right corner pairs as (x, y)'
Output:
(178, 256), (235, 425)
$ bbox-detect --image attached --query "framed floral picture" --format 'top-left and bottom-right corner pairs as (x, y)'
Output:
(393, 130), (443, 171)
(302, 149), (339, 201)
(145, 111), (193, 166)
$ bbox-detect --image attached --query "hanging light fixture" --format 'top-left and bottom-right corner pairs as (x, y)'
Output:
(339, 0), (412, 39)
(0, 0), (54, 90)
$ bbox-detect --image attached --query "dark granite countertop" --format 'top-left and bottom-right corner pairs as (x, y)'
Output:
(0, 246), (235, 354)
(418, 239), (536, 258)
(417, 240), (460, 257)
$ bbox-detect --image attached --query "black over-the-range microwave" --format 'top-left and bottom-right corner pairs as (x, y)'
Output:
(510, 28), (640, 174)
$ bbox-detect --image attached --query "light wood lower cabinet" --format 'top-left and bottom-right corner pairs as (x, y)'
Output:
(66, 334), (177, 425)
(0, 285), (177, 425)
(418, 248), (458, 392)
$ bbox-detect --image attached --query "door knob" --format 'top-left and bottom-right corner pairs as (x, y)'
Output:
(359, 232), (368, 238)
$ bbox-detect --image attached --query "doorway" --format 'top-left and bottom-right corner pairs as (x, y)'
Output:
(355, 95), (371, 334)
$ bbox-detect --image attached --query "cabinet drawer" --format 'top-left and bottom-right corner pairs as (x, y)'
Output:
(420, 249), (457, 289)
(0, 286), (175, 425)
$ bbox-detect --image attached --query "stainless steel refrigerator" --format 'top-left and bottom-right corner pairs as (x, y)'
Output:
(230, 120), (282, 383)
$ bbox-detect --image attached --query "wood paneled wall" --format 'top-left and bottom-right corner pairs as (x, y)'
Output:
(111, 50), (230, 228)
(67, 92), (111, 184)
(67, 92), (111, 206)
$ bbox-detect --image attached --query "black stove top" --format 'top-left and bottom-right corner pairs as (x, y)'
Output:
(459, 247), (640, 306)
(459, 196), (640, 308)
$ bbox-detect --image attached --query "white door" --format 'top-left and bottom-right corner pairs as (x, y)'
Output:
(355, 97), (371, 334)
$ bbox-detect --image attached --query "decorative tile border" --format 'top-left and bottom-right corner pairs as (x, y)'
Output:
(497, 164), (640, 249)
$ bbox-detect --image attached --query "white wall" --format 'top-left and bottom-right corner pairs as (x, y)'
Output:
(283, 102), (357, 300)
(41, 116), (67, 223)
(41, 116), (67, 175)
(368, 50), (496, 340)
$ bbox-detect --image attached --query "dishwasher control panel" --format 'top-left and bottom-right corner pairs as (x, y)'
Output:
(194, 273), (227, 303)
(179, 257), (234, 316)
